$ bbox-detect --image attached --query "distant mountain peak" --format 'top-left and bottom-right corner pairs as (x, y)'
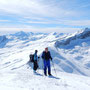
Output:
(50, 32), (57, 35)
(84, 28), (90, 31)
(55, 28), (90, 48)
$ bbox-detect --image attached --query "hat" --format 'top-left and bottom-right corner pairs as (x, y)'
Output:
(35, 50), (38, 52)
(45, 47), (48, 50)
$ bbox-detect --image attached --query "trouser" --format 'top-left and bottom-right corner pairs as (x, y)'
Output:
(43, 60), (51, 75)
(33, 60), (38, 71)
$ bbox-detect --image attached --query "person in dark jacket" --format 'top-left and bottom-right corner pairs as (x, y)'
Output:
(33, 50), (39, 73)
(42, 47), (52, 76)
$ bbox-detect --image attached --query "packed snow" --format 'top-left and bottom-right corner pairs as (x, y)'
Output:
(0, 28), (90, 90)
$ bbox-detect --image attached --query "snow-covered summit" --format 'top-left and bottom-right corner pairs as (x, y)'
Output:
(9, 31), (30, 40)
(0, 35), (8, 48)
(55, 28), (90, 47)
(0, 35), (7, 43)
(75, 28), (90, 39)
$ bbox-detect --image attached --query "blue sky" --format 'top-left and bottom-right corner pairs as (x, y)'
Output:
(0, 0), (90, 33)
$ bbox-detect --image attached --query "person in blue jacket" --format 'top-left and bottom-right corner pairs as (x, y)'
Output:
(33, 50), (39, 72)
(42, 47), (52, 76)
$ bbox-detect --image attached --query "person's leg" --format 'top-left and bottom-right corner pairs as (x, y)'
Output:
(34, 61), (38, 71)
(47, 60), (51, 75)
(33, 61), (36, 71)
(44, 60), (47, 76)
(35, 61), (38, 71)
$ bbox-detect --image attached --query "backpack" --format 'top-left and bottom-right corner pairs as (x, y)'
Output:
(29, 54), (34, 62)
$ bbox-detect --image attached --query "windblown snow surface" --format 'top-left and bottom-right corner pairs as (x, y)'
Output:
(0, 28), (90, 90)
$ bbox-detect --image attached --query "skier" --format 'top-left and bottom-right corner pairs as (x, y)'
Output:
(33, 50), (39, 73)
(42, 47), (52, 76)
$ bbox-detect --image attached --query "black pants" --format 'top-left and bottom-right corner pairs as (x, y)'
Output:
(33, 60), (38, 71)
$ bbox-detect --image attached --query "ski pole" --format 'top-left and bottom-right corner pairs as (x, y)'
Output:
(51, 60), (57, 76)
(42, 61), (44, 75)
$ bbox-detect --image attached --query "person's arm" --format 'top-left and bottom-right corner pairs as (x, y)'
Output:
(36, 54), (38, 61)
(49, 51), (52, 60)
(34, 53), (36, 61)
(42, 52), (44, 59)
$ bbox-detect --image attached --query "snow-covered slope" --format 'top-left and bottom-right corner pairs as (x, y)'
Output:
(8, 31), (47, 41)
(0, 66), (90, 90)
(0, 35), (9, 48)
(0, 28), (90, 90)
(55, 28), (90, 47)
(54, 28), (90, 76)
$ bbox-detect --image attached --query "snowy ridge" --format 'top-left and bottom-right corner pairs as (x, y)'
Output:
(10, 31), (30, 40)
(53, 28), (90, 76)
(0, 35), (8, 48)
(8, 31), (48, 41)
(55, 28), (90, 47)
(0, 35), (7, 43)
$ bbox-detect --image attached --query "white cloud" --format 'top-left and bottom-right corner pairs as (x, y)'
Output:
(0, 0), (77, 18)
(0, 25), (81, 33)
(60, 20), (90, 26)
(21, 19), (90, 26)
(0, 20), (10, 22)
(0, 0), (90, 33)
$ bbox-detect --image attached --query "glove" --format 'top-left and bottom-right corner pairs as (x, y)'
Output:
(38, 56), (40, 59)
(51, 57), (52, 61)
